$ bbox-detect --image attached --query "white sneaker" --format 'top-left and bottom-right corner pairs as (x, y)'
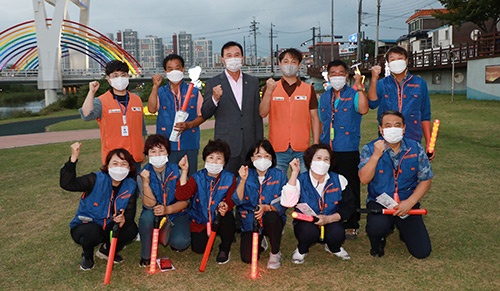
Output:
(261, 236), (268, 251)
(267, 252), (281, 269)
(325, 245), (351, 260)
(292, 248), (306, 264)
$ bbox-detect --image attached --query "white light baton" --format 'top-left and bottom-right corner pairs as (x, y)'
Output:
(169, 66), (202, 142)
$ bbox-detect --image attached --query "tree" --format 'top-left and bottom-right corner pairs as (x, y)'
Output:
(434, 0), (500, 33)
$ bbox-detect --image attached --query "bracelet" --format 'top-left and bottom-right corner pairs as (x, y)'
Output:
(357, 87), (365, 92)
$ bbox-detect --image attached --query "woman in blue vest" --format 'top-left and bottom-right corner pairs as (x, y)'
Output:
(233, 139), (288, 269)
(60, 142), (138, 271)
(175, 139), (236, 264)
(137, 134), (190, 267)
(281, 144), (355, 264)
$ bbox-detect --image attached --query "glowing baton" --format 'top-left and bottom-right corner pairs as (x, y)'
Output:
(148, 216), (161, 274)
(291, 211), (319, 222)
(357, 208), (428, 215)
(350, 62), (365, 85)
(427, 119), (441, 158)
(169, 66), (202, 142)
(250, 206), (260, 279)
(103, 224), (120, 285)
(199, 211), (221, 272)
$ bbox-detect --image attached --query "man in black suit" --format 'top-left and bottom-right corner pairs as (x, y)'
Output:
(202, 41), (264, 174)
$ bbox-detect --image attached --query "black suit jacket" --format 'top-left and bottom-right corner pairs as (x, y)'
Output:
(202, 71), (263, 158)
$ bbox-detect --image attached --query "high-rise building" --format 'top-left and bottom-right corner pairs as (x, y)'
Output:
(177, 31), (193, 67)
(140, 35), (164, 70)
(193, 38), (213, 67)
(164, 41), (175, 59)
(119, 29), (139, 61)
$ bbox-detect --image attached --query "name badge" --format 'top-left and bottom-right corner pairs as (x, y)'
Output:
(108, 109), (121, 113)
(272, 96), (284, 101)
(121, 125), (129, 136)
(132, 107), (142, 111)
(295, 95), (307, 101)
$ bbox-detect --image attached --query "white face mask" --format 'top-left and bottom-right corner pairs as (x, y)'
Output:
(224, 57), (243, 72)
(205, 162), (223, 175)
(253, 158), (272, 172)
(281, 64), (299, 77)
(389, 60), (407, 74)
(149, 155), (168, 168)
(382, 127), (404, 144)
(329, 76), (346, 91)
(310, 160), (330, 176)
(166, 70), (184, 83)
(108, 166), (129, 182)
(109, 76), (129, 91)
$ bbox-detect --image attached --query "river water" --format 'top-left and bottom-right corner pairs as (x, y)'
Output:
(0, 100), (45, 119)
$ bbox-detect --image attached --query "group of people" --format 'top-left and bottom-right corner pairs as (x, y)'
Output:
(59, 41), (434, 272)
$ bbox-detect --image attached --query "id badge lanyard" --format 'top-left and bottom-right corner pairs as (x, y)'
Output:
(161, 171), (174, 208)
(207, 177), (220, 236)
(115, 93), (129, 137)
(392, 148), (412, 203)
(329, 90), (340, 148)
(256, 176), (271, 228)
(317, 183), (333, 242)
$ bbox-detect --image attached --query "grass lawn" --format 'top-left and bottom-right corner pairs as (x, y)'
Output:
(0, 94), (499, 290)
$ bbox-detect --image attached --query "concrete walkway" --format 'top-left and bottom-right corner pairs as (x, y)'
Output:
(0, 119), (215, 150)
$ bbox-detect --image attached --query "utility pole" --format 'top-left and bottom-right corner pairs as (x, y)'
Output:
(243, 36), (246, 65)
(249, 17), (259, 65)
(357, 0), (363, 61)
(375, 0), (381, 64)
(331, 0), (334, 61)
(270, 23), (276, 73)
(312, 27), (317, 67)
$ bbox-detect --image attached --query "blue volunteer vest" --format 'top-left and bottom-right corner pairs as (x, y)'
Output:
(319, 86), (362, 152)
(189, 169), (234, 225)
(156, 81), (200, 151)
(70, 172), (136, 229)
(296, 172), (343, 215)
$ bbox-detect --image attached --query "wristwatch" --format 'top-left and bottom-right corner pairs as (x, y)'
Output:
(357, 87), (365, 92)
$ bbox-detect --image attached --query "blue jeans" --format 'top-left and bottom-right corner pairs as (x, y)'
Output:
(138, 209), (191, 260)
(170, 149), (199, 177)
(276, 147), (307, 173)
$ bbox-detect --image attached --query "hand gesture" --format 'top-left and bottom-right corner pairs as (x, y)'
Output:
(152, 74), (163, 87)
(218, 201), (228, 217)
(89, 81), (100, 95)
(70, 142), (82, 162)
(238, 165), (248, 182)
(371, 65), (382, 80)
(153, 204), (167, 216)
(353, 74), (363, 87)
(212, 84), (223, 102)
(174, 121), (188, 133)
(289, 158), (300, 175)
(178, 155), (189, 172)
(113, 209), (125, 228)
(254, 204), (265, 220)
(393, 200), (413, 217)
(373, 139), (386, 158)
(140, 169), (150, 183)
(266, 78), (277, 92)
(315, 214), (329, 226)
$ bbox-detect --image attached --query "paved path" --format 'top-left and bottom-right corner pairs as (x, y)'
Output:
(0, 120), (215, 150)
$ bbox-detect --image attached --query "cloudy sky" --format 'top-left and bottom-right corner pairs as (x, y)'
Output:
(2, 0), (443, 57)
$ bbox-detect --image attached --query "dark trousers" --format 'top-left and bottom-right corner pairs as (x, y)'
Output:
(293, 219), (345, 254)
(333, 150), (361, 229)
(239, 211), (284, 263)
(70, 221), (138, 259)
(365, 201), (432, 259)
(191, 211), (235, 254)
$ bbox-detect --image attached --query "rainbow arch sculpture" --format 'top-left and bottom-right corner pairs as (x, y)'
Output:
(0, 19), (142, 74)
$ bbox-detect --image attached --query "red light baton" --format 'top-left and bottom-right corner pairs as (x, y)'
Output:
(291, 211), (319, 222)
(250, 206), (260, 279)
(103, 223), (120, 285)
(427, 119), (440, 158)
(357, 208), (428, 215)
(148, 215), (163, 274)
(199, 211), (221, 272)
(169, 66), (202, 142)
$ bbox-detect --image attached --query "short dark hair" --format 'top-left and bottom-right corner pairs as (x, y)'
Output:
(278, 48), (303, 63)
(162, 54), (185, 70)
(303, 144), (336, 172)
(245, 139), (277, 169)
(378, 110), (405, 126)
(327, 60), (348, 73)
(221, 41), (243, 56)
(101, 148), (137, 178)
(143, 134), (171, 156)
(385, 46), (408, 61)
(202, 139), (231, 165)
(105, 60), (129, 76)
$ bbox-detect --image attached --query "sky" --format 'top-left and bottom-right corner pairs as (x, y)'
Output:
(1, 0), (444, 57)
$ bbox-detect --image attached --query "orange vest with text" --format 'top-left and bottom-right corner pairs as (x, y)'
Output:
(98, 91), (144, 164)
(268, 80), (312, 152)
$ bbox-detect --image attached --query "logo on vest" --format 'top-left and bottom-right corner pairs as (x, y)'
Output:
(294, 95), (307, 101)
(132, 107), (142, 111)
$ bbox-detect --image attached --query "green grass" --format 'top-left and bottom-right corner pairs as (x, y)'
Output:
(1, 94), (499, 290)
